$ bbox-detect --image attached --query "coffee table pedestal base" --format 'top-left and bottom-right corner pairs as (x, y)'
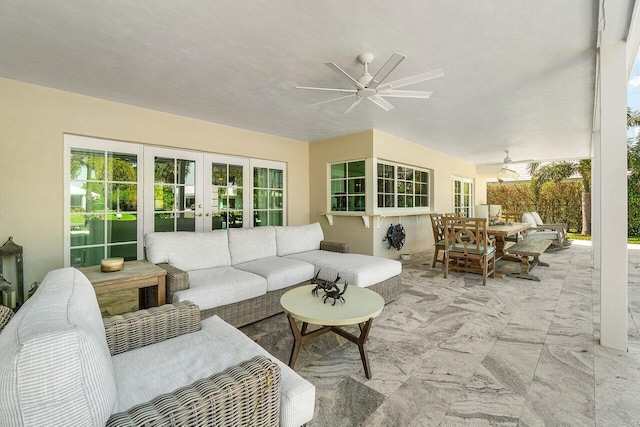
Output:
(286, 314), (374, 379)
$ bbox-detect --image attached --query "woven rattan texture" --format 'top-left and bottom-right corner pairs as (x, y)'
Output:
(106, 355), (281, 427)
(320, 240), (350, 253)
(199, 281), (312, 327)
(157, 263), (189, 304)
(103, 301), (201, 356)
(0, 306), (14, 333)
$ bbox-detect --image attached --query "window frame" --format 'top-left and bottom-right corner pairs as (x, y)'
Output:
(64, 134), (145, 267)
(328, 159), (367, 213)
(375, 160), (432, 215)
(251, 158), (287, 226)
(452, 176), (474, 217)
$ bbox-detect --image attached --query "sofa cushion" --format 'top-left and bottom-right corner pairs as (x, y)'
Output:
(172, 267), (267, 310)
(111, 315), (315, 427)
(145, 231), (231, 271)
(228, 227), (277, 265)
(286, 250), (402, 287)
(0, 268), (117, 427)
(235, 256), (316, 291)
(275, 222), (324, 256)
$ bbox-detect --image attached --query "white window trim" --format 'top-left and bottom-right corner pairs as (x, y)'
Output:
(64, 134), (144, 267)
(251, 158), (287, 226)
(452, 176), (474, 217)
(64, 135), (288, 267)
(327, 159), (368, 213)
(374, 159), (433, 216)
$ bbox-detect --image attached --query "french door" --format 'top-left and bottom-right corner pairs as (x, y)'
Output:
(143, 148), (251, 234)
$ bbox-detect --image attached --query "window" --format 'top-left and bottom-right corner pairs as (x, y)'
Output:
(66, 135), (286, 268)
(211, 162), (244, 229)
(453, 177), (474, 217)
(376, 161), (431, 210)
(253, 161), (286, 226)
(330, 160), (366, 212)
(65, 136), (143, 268)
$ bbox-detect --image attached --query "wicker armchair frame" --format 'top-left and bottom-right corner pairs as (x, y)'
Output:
(0, 305), (14, 333)
(156, 240), (402, 328)
(103, 301), (201, 355)
(106, 355), (281, 427)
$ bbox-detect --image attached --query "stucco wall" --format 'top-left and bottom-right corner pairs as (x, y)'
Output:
(0, 77), (310, 287)
(308, 129), (486, 259)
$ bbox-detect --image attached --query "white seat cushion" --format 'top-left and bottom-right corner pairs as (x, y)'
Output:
(228, 227), (277, 265)
(275, 222), (324, 256)
(111, 315), (315, 427)
(145, 230), (231, 270)
(235, 256), (315, 291)
(527, 230), (560, 241)
(172, 267), (267, 310)
(285, 250), (401, 287)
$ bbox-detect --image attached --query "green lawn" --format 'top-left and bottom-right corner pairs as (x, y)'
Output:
(567, 232), (640, 244)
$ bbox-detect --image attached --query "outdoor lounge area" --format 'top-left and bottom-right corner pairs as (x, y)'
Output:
(2, 1), (640, 426)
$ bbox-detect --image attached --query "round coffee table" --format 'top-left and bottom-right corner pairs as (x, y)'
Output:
(280, 284), (384, 379)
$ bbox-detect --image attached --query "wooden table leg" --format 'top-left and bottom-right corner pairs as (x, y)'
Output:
(157, 276), (166, 306)
(331, 318), (375, 379)
(287, 314), (304, 368)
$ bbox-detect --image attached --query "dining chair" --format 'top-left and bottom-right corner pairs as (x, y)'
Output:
(443, 217), (496, 285)
(429, 213), (446, 268)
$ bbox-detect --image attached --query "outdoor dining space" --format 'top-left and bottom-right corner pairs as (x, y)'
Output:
(428, 208), (571, 285)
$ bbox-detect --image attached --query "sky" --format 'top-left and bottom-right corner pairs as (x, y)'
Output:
(629, 57), (640, 138)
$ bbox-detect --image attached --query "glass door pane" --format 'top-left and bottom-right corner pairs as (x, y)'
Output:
(68, 144), (140, 267)
(144, 148), (203, 234)
(204, 154), (250, 230)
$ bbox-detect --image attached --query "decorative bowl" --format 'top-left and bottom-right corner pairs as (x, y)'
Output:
(101, 257), (124, 272)
(400, 254), (412, 261)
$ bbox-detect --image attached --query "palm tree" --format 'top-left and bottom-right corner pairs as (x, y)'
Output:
(628, 107), (640, 128)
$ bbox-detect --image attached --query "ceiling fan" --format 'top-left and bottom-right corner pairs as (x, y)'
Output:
(296, 52), (444, 113)
(498, 150), (533, 178)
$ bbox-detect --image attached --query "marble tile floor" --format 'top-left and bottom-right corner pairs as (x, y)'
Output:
(241, 244), (640, 427)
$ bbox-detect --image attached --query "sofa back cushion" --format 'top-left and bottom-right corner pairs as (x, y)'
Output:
(275, 223), (324, 256)
(0, 268), (117, 427)
(228, 227), (277, 265)
(145, 230), (231, 271)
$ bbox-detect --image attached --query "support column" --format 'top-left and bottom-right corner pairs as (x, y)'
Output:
(599, 40), (628, 351)
(592, 131), (601, 270)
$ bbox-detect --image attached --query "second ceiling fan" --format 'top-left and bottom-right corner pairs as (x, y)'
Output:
(297, 52), (444, 113)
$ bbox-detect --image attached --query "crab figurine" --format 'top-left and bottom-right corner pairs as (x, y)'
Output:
(323, 283), (348, 306)
(311, 271), (340, 297)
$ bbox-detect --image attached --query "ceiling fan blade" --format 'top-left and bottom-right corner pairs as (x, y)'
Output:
(325, 62), (365, 89)
(296, 86), (357, 94)
(309, 94), (356, 106)
(369, 95), (394, 111)
(377, 90), (433, 99)
(377, 68), (444, 91)
(344, 97), (363, 113)
(366, 52), (405, 90)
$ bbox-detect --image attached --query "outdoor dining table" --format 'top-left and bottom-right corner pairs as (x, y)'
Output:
(487, 222), (531, 260)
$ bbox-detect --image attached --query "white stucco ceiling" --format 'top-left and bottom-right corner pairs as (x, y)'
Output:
(0, 1), (599, 165)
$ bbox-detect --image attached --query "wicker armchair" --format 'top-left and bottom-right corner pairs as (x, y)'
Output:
(103, 302), (282, 427)
(0, 305), (13, 333)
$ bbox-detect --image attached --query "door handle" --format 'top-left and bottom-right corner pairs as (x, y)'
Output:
(197, 213), (203, 217)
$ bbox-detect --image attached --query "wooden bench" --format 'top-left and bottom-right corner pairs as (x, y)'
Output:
(503, 238), (552, 281)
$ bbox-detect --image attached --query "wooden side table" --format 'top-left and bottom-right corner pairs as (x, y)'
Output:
(79, 260), (167, 310)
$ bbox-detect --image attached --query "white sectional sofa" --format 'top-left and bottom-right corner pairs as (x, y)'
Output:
(0, 267), (315, 427)
(145, 222), (402, 326)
